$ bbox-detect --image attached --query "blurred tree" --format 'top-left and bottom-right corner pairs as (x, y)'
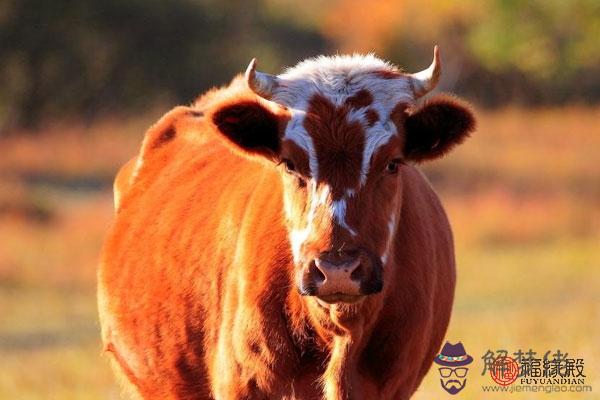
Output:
(1, 0), (600, 132)
(0, 0), (328, 133)
(311, 0), (600, 106)
(464, 0), (600, 105)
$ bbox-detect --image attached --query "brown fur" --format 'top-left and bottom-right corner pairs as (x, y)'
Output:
(373, 70), (403, 80)
(364, 109), (379, 127)
(98, 77), (474, 399)
(344, 89), (374, 109)
(304, 94), (365, 196)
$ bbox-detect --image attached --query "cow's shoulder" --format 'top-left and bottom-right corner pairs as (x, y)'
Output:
(402, 165), (444, 209)
(400, 164), (452, 237)
(112, 106), (213, 211)
(113, 156), (136, 210)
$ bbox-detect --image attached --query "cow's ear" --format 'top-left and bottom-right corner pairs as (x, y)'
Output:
(403, 95), (475, 162)
(210, 99), (284, 160)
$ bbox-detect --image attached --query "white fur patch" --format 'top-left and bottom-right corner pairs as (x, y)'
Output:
(273, 54), (412, 187)
(360, 120), (397, 185)
(381, 214), (398, 265)
(331, 198), (357, 236)
(287, 182), (365, 261)
(289, 227), (311, 264)
(288, 182), (329, 262)
(283, 109), (319, 180)
(273, 54), (413, 259)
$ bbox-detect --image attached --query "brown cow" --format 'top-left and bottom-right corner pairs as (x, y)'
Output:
(98, 47), (475, 399)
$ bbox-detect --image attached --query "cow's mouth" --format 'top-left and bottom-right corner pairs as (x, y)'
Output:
(316, 293), (363, 304)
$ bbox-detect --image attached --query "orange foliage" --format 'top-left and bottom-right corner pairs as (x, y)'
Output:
(321, 0), (404, 52)
(319, 0), (484, 51)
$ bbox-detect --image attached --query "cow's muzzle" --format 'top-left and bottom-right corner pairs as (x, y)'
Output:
(297, 250), (383, 303)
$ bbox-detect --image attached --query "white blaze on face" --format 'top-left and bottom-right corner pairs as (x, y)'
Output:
(287, 182), (363, 261)
(283, 108), (319, 180)
(287, 182), (329, 262)
(360, 120), (398, 185)
(331, 198), (357, 236)
(273, 54), (414, 189)
(381, 213), (398, 265)
(274, 54), (414, 260)
(289, 228), (310, 264)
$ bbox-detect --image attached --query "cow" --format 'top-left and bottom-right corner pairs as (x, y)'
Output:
(98, 46), (475, 400)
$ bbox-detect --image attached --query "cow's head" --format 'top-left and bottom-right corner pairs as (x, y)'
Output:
(209, 47), (474, 306)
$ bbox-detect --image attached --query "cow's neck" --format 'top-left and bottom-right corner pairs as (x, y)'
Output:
(287, 293), (384, 399)
(322, 334), (361, 399)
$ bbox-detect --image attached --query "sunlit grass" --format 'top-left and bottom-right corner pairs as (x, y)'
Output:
(414, 106), (600, 399)
(0, 107), (598, 398)
(415, 238), (600, 399)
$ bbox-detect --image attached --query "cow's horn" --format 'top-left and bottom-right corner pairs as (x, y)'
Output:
(245, 58), (279, 99)
(409, 45), (442, 98)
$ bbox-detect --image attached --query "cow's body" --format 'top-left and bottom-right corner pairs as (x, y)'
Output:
(99, 50), (474, 399)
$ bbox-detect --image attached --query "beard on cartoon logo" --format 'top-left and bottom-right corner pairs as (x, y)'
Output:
(434, 342), (473, 395)
(438, 368), (468, 394)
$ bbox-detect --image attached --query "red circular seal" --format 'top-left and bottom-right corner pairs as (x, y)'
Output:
(490, 356), (519, 386)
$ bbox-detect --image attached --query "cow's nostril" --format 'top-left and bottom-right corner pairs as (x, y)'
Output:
(310, 261), (326, 283)
(350, 264), (364, 281)
(314, 268), (326, 283)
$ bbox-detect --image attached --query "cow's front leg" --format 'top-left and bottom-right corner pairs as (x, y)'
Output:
(211, 337), (272, 400)
(211, 304), (296, 399)
(322, 334), (370, 400)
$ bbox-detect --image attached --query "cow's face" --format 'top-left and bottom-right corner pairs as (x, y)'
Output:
(209, 50), (474, 305)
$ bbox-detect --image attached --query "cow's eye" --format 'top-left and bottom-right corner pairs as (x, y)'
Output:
(281, 158), (296, 173)
(385, 159), (401, 175)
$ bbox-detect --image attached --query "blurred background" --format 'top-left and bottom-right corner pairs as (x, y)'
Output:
(0, 0), (598, 398)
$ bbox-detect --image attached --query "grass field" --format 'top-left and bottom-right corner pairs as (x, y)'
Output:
(0, 107), (598, 399)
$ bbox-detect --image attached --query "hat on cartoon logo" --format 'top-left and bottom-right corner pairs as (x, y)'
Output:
(434, 342), (473, 395)
(434, 342), (473, 367)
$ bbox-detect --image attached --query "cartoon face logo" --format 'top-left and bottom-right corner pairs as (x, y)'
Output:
(434, 342), (473, 395)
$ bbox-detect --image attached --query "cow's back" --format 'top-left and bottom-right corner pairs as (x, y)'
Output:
(98, 110), (287, 399)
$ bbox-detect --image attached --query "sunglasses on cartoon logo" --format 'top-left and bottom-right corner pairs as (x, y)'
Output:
(438, 367), (468, 378)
